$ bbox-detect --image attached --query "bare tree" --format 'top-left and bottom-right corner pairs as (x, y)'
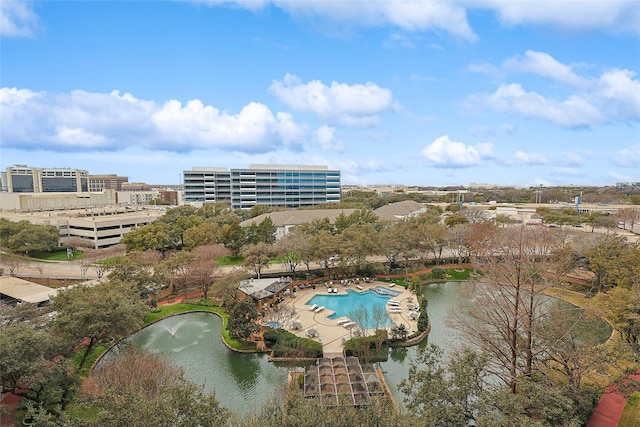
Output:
(3, 256), (27, 277)
(447, 224), (471, 267)
(348, 304), (371, 340)
(371, 305), (389, 350)
(191, 244), (227, 300)
(30, 262), (47, 278)
(60, 236), (95, 250)
(450, 225), (564, 393)
(264, 306), (297, 327)
(78, 258), (92, 279)
(214, 267), (251, 302)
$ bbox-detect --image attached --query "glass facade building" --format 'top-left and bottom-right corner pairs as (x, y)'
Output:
(184, 165), (340, 209)
(6, 166), (89, 193)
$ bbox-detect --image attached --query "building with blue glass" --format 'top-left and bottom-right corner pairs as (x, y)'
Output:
(5, 165), (89, 193)
(183, 164), (341, 209)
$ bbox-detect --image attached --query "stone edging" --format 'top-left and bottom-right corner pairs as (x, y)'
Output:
(393, 321), (431, 347)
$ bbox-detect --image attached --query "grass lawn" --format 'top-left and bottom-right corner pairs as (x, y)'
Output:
(71, 343), (110, 377)
(445, 268), (473, 281)
(381, 277), (410, 286)
(33, 248), (85, 261)
(619, 392), (640, 427)
(215, 255), (244, 266)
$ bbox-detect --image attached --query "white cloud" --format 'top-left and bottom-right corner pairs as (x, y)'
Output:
(551, 167), (585, 178)
(612, 144), (640, 168)
(383, 33), (415, 48)
(0, 87), (306, 153)
(503, 50), (589, 87)
(608, 170), (633, 181)
(0, 0), (38, 37)
(596, 69), (640, 121)
(500, 123), (516, 135)
(468, 51), (640, 128)
(466, 61), (503, 78)
(470, 125), (495, 137)
(195, 0), (476, 40)
(515, 150), (548, 165)
(313, 125), (343, 151)
(474, 0), (640, 35)
(269, 74), (396, 127)
(474, 83), (603, 128)
(559, 151), (588, 167)
(421, 135), (495, 168)
(196, 1), (639, 39)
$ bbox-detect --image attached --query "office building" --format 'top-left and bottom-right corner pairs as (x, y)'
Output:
(88, 174), (129, 192)
(5, 166), (88, 193)
(183, 164), (340, 209)
(0, 207), (163, 249)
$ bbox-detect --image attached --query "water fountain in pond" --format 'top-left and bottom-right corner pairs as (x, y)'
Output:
(99, 312), (287, 414)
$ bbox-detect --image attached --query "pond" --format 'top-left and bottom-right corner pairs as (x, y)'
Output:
(378, 281), (612, 404)
(100, 282), (612, 414)
(99, 312), (288, 415)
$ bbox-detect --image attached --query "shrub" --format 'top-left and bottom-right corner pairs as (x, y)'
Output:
(431, 267), (446, 280)
(417, 297), (429, 332)
(265, 329), (322, 358)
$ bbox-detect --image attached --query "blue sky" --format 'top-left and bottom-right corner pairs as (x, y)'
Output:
(1, 1), (639, 187)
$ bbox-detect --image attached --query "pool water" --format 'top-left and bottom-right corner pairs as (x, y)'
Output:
(372, 285), (401, 297)
(306, 289), (393, 328)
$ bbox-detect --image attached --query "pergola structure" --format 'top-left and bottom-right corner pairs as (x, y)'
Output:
(236, 277), (294, 311)
(303, 355), (385, 407)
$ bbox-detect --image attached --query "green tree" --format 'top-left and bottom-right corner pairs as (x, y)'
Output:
(108, 251), (169, 298)
(244, 217), (277, 245)
(122, 221), (173, 254)
(586, 234), (633, 290)
(478, 379), (586, 426)
(0, 324), (79, 416)
(218, 221), (245, 257)
(399, 344), (487, 426)
(0, 219), (59, 256)
(592, 284), (640, 351)
(226, 298), (260, 341)
(52, 282), (147, 369)
(183, 221), (220, 249)
(243, 242), (275, 279)
(444, 213), (469, 228)
(378, 222), (409, 268)
(247, 203), (272, 218)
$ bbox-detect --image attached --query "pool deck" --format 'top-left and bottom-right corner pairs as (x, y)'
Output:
(277, 281), (419, 354)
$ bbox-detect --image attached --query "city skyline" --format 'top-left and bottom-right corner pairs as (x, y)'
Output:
(1, 1), (639, 187)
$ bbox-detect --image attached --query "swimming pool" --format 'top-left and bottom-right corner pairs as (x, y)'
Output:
(306, 289), (393, 328)
(372, 286), (401, 297)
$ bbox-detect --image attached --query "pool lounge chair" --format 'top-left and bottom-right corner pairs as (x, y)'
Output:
(356, 285), (363, 290)
(309, 304), (318, 311)
(315, 306), (325, 313)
